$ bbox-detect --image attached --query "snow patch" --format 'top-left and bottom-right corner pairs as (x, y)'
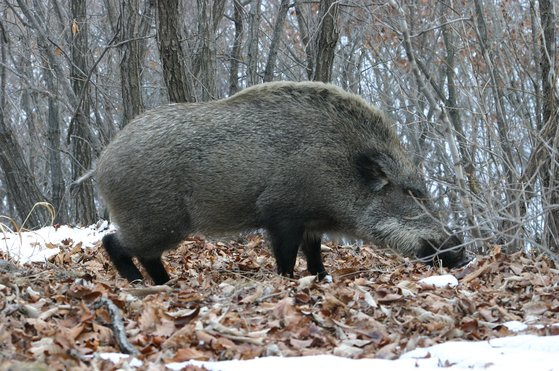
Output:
(165, 335), (559, 371)
(402, 334), (559, 369)
(0, 221), (112, 263)
(418, 274), (458, 288)
(167, 354), (418, 371)
(97, 352), (142, 367)
(503, 320), (528, 332)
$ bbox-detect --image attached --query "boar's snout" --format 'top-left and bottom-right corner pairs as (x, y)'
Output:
(416, 234), (469, 268)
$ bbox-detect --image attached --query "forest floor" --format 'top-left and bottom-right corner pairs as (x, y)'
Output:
(0, 225), (558, 370)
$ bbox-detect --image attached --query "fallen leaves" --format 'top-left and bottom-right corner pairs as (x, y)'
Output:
(0, 235), (558, 369)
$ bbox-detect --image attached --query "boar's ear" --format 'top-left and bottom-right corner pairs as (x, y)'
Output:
(356, 151), (389, 191)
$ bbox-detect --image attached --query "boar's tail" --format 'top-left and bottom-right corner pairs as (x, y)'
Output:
(69, 166), (96, 197)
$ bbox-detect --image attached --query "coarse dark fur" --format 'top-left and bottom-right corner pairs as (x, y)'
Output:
(97, 81), (466, 284)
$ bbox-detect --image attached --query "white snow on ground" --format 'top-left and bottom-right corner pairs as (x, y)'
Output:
(401, 335), (559, 370)
(89, 335), (559, 370)
(0, 221), (112, 263)
(1, 225), (558, 370)
(418, 274), (459, 288)
(502, 320), (529, 332)
(167, 335), (559, 370)
(97, 353), (143, 368)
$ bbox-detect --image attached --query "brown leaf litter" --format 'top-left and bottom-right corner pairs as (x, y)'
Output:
(0, 235), (557, 369)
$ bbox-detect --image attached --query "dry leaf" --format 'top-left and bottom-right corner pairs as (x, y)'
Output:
(170, 347), (209, 362)
(71, 20), (79, 34)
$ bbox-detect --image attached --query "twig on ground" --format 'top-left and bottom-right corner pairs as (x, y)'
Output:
(462, 261), (496, 283)
(121, 284), (172, 298)
(67, 348), (90, 363)
(206, 320), (266, 345)
(91, 295), (138, 355)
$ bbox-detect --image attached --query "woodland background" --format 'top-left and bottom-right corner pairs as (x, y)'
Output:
(0, 0), (557, 257)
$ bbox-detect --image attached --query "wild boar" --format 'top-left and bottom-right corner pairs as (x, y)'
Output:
(97, 81), (466, 284)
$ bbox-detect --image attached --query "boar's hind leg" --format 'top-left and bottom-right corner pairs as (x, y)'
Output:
(102, 233), (143, 282)
(137, 257), (170, 285)
(267, 221), (304, 278)
(301, 232), (328, 280)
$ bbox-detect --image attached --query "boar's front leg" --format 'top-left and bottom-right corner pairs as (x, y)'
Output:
(137, 257), (170, 285)
(300, 232), (328, 280)
(267, 221), (304, 278)
(102, 233), (143, 282)
(103, 233), (170, 285)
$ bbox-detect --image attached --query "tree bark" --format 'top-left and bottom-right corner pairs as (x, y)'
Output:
(294, 0), (313, 80)
(0, 22), (49, 228)
(120, 0), (146, 126)
(246, 0), (261, 86)
(156, 0), (195, 102)
(539, 0), (558, 250)
(312, 0), (339, 83)
(69, 0), (98, 225)
(229, 0), (244, 95)
(43, 54), (66, 224)
(19, 57), (39, 175)
(196, 0), (226, 100)
(263, 0), (290, 82)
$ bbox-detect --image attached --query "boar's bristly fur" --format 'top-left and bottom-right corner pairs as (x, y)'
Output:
(97, 81), (466, 284)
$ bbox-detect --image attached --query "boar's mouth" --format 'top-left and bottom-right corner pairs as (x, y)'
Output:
(416, 235), (470, 268)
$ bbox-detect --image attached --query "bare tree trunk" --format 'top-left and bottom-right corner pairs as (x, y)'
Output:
(120, 0), (146, 125)
(0, 22), (49, 228)
(43, 55), (66, 224)
(539, 0), (558, 251)
(69, 0), (98, 225)
(11, 0), (81, 224)
(229, 0), (244, 95)
(312, 0), (339, 83)
(32, 1), (66, 223)
(340, 39), (365, 93)
(530, 1), (543, 130)
(473, 1), (516, 183)
(19, 58), (39, 174)
(440, 2), (486, 241)
(156, 0), (195, 102)
(389, 0), (482, 243)
(246, 0), (261, 86)
(294, 0), (313, 80)
(263, 0), (290, 82)
(14, 0), (78, 107)
(196, 0), (226, 100)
